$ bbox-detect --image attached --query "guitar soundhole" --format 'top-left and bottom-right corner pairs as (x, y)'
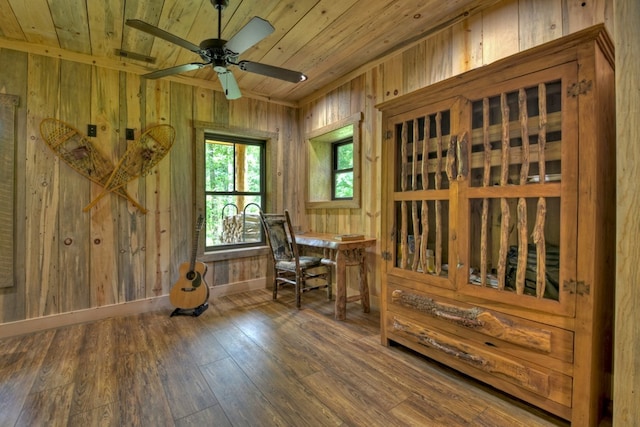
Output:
(186, 271), (196, 280)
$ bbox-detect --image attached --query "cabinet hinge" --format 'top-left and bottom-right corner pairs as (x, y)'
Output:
(563, 280), (590, 296)
(382, 251), (392, 261)
(385, 130), (393, 139)
(567, 80), (593, 97)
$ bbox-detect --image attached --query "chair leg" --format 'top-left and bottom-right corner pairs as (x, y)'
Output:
(272, 269), (278, 300)
(326, 267), (332, 301)
(295, 276), (302, 309)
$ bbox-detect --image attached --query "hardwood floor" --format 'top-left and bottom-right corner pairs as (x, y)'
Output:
(0, 288), (568, 426)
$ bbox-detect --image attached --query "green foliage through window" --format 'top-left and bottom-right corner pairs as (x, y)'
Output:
(332, 139), (354, 199)
(204, 134), (265, 250)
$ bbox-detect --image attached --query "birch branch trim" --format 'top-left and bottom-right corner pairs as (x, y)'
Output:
(412, 118), (418, 191)
(436, 111), (443, 190)
(401, 121), (408, 192)
(483, 97), (491, 187)
(519, 88), (530, 184)
(532, 197), (547, 298)
(481, 198), (489, 287)
(401, 201), (408, 269)
(498, 198), (510, 290)
(436, 200), (443, 275)
(412, 200), (420, 271)
(516, 197), (528, 295)
(420, 200), (429, 273)
(538, 83), (547, 181)
(422, 115), (430, 190)
(500, 93), (510, 186)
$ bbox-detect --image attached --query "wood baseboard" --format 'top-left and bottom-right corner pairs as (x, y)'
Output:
(0, 278), (267, 339)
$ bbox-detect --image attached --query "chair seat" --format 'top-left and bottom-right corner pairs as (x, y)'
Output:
(275, 255), (322, 271)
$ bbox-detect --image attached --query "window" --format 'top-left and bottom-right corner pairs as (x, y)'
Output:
(306, 112), (362, 209)
(332, 138), (354, 199)
(204, 134), (265, 251)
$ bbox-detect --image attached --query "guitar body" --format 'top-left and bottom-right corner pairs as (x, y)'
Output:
(170, 260), (210, 309)
(169, 214), (209, 314)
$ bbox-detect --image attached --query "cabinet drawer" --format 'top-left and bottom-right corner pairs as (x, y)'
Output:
(387, 313), (573, 408)
(386, 285), (574, 367)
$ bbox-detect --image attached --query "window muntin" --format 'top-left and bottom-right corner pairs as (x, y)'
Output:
(332, 138), (354, 199)
(204, 134), (265, 251)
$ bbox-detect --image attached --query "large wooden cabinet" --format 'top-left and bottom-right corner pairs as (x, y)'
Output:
(377, 25), (614, 425)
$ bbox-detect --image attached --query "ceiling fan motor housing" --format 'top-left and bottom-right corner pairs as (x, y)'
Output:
(199, 38), (230, 70)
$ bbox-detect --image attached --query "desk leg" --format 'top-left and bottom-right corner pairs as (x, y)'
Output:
(359, 249), (370, 314)
(335, 250), (347, 320)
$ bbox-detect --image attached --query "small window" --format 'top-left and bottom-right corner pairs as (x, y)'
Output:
(332, 138), (354, 199)
(305, 112), (362, 209)
(204, 134), (265, 251)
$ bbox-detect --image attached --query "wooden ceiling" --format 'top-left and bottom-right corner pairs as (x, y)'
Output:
(0, 0), (500, 103)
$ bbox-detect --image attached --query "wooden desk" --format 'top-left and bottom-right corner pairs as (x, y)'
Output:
(294, 232), (376, 320)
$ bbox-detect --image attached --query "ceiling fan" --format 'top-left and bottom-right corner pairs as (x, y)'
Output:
(126, 0), (307, 99)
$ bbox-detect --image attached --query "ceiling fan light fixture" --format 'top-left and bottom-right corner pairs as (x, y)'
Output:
(217, 69), (241, 100)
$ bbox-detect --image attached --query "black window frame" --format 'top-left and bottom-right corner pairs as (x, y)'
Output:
(331, 137), (354, 200)
(204, 133), (266, 252)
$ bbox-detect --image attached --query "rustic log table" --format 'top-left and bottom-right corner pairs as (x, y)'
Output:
(294, 232), (376, 320)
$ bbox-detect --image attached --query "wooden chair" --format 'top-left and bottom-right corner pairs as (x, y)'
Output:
(259, 210), (331, 308)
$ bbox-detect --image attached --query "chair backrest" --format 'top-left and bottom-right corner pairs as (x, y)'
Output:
(259, 210), (300, 263)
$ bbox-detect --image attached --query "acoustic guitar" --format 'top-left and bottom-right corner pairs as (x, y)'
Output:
(170, 214), (209, 316)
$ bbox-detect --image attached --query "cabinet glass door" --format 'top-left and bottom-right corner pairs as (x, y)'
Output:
(460, 67), (578, 316)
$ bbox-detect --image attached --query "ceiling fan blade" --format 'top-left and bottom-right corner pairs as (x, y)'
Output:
(238, 61), (307, 83)
(224, 17), (274, 55)
(126, 19), (202, 53)
(143, 63), (206, 79)
(217, 70), (241, 100)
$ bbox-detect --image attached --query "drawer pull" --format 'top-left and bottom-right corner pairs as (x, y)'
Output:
(391, 289), (552, 353)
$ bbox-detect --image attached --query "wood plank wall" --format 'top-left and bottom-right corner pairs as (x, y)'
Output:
(299, 0), (613, 304)
(0, 94), (19, 289)
(614, 0), (640, 424)
(0, 0), (613, 327)
(0, 53), (295, 324)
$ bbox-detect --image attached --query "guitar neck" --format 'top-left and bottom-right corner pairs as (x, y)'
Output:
(189, 215), (204, 271)
(188, 240), (199, 271)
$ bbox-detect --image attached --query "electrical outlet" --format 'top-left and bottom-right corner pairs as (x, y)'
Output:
(126, 128), (135, 140)
(87, 124), (97, 137)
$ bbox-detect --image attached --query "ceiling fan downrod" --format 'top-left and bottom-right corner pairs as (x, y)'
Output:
(211, 0), (227, 39)
(211, 0), (229, 9)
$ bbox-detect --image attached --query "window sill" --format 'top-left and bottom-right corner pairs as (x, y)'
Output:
(201, 246), (270, 262)
(306, 199), (359, 209)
